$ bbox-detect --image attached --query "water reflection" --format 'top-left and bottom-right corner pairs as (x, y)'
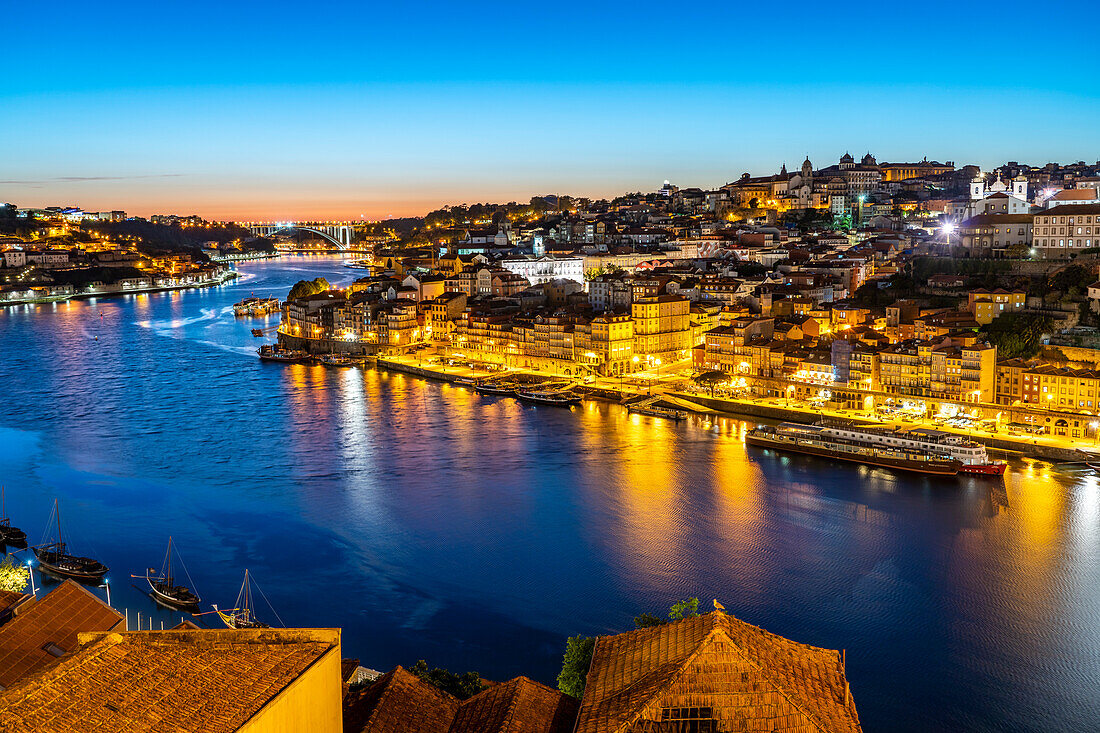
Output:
(1, 257), (1099, 732)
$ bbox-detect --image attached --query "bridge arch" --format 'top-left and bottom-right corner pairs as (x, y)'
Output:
(248, 224), (354, 249)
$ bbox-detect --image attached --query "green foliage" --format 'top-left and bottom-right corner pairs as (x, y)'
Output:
(633, 612), (665, 628)
(409, 659), (485, 700)
(981, 312), (1054, 359)
(669, 597), (700, 621)
(1048, 265), (1094, 296)
(287, 277), (331, 300)
(0, 554), (29, 593)
(557, 635), (596, 699)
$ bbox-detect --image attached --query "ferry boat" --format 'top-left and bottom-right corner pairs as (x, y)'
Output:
(257, 344), (308, 363)
(628, 405), (687, 421)
(515, 388), (582, 407)
(33, 499), (109, 582)
(746, 423), (962, 476)
(233, 296), (281, 317)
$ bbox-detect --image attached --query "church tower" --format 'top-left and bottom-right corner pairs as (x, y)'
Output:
(1013, 175), (1028, 200)
(802, 156), (813, 180)
(970, 176), (986, 201)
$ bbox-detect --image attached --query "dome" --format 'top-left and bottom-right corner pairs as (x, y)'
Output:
(861, 153), (876, 166)
(840, 152), (854, 164)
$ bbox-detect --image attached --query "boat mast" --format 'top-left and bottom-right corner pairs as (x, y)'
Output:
(165, 537), (173, 583)
(54, 499), (63, 550)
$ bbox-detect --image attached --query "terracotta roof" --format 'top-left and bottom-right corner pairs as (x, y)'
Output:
(0, 589), (29, 617)
(0, 628), (340, 732)
(0, 580), (124, 689)
(575, 610), (862, 733)
(450, 676), (578, 733)
(1050, 188), (1097, 201)
(344, 665), (459, 733)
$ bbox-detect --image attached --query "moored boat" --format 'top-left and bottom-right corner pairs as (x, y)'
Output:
(746, 423), (962, 476)
(233, 296), (281, 317)
(316, 353), (359, 367)
(33, 499), (109, 582)
(475, 380), (517, 396)
(211, 569), (274, 629)
(0, 487), (27, 548)
(141, 537), (201, 611)
(628, 405), (687, 421)
(258, 344), (308, 363)
(515, 388), (582, 407)
(812, 421), (1006, 476)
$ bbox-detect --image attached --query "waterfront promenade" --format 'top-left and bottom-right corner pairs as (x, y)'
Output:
(375, 352), (1093, 461)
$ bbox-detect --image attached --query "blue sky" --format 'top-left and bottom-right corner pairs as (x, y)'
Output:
(3, 1), (1098, 219)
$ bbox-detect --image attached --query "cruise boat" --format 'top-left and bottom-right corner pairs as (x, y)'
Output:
(747, 423), (962, 476)
(746, 421), (1006, 477)
(813, 421), (1006, 475)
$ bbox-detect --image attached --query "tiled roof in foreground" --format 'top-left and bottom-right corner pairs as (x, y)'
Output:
(344, 666), (579, 733)
(344, 665), (459, 733)
(0, 579), (124, 689)
(450, 675), (578, 733)
(575, 610), (862, 733)
(0, 627), (340, 733)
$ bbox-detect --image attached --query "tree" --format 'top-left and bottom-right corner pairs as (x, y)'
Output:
(557, 635), (595, 699)
(287, 277), (330, 300)
(633, 612), (665, 628)
(669, 597), (700, 620)
(0, 554), (29, 593)
(409, 660), (484, 700)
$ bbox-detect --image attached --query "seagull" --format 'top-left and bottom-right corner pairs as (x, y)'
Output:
(713, 599), (725, 611)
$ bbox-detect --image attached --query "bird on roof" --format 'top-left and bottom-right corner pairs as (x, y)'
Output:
(713, 599), (725, 611)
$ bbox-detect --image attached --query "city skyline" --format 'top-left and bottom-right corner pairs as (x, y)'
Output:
(5, 1), (1100, 220)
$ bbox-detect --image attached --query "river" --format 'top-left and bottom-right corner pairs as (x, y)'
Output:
(0, 255), (1097, 732)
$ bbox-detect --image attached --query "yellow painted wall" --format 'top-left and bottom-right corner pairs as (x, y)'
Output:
(239, 634), (343, 733)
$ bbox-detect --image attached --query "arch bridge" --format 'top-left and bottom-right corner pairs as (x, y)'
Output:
(246, 222), (357, 249)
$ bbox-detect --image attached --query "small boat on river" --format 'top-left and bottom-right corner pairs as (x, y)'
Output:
(141, 537), (201, 612)
(628, 405), (687, 421)
(316, 353), (360, 367)
(0, 487), (27, 548)
(516, 387), (582, 407)
(33, 499), (109, 582)
(258, 344), (308, 363)
(233, 296), (281, 317)
(211, 569), (275, 629)
(475, 379), (517, 396)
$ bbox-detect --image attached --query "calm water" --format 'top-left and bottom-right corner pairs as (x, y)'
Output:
(1, 256), (1098, 731)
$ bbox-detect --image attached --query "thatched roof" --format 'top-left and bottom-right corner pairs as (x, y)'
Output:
(575, 610), (862, 733)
